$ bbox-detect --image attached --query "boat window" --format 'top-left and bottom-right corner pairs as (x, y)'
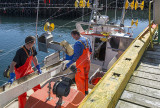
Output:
(93, 38), (106, 61)
(109, 37), (120, 49)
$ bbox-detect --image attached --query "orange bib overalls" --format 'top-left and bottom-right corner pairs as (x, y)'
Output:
(75, 39), (91, 95)
(14, 46), (41, 108)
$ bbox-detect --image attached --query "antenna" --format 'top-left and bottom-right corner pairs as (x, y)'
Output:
(120, 0), (127, 26)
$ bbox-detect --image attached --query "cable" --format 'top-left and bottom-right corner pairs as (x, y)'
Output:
(55, 11), (92, 29)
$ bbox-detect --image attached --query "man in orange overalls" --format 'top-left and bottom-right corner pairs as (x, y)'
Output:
(8, 36), (41, 108)
(65, 30), (92, 95)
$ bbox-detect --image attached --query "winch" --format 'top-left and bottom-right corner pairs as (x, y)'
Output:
(46, 65), (77, 108)
(53, 77), (72, 108)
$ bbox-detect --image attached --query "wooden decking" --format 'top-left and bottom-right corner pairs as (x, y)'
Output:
(116, 44), (160, 108)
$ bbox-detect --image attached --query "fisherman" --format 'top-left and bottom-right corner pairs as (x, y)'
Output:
(8, 36), (41, 108)
(65, 30), (92, 95)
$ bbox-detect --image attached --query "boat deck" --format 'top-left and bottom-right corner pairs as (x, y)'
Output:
(116, 44), (160, 108)
(4, 63), (100, 108)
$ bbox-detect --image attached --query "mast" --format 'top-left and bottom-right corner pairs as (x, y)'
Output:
(120, 0), (127, 26)
(87, 0), (97, 32)
(36, 0), (40, 38)
(89, 0), (99, 22)
(106, 0), (107, 15)
(115, 0), (117, 22)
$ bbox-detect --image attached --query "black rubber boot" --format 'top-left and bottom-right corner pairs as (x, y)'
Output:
(85, 91), (88, 96)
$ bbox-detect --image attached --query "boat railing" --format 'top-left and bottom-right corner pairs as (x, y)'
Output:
(76, 21), (135, 35)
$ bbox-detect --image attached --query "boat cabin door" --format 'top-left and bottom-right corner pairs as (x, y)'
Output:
(91, 37), (107, 70)
(91, 36), (118, 71)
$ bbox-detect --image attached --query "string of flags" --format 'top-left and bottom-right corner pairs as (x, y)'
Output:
(125, 0), (144, 27)
(125, 0), (144, 10)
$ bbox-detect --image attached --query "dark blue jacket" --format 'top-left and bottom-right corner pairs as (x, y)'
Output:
(66, 36), (92, 67)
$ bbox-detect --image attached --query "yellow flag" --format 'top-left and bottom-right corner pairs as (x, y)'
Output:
(135, 0), (138, 10)
(125, 0), (129, 9)
(130, 0), (134, 10)
(140, 1), (144, 10)
(49, 23), (55, 32)
(79, 0), (83, 8)
(131, 19), (138, 27)
(44, 22), (50, 31)
(87, 0), (90, 8)
(135, 19), (138, 27)
(82, 0), (86, 8)
(75, 0), (79, 8)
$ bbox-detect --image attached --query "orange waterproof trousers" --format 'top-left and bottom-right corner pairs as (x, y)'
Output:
(15, 47), (41, 108)
(75, 44), (90, 95)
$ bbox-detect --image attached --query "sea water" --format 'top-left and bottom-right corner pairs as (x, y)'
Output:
(0, 9), (150, 85)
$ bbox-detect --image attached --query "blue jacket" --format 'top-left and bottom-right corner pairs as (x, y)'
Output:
(66, 36), (92, 68)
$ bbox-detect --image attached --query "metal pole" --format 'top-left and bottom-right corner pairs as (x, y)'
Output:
(105, 0), (107, 15)
(82, 8), (84, 21)
(120, 0), (127, 26)
(149, 1), (153, 48)
(115, 0), (117, 22)
(36, 0), (40, 38)
(46, 81), (52, 101)
(88, 0), (97, 33)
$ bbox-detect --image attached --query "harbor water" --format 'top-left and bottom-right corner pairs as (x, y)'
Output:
(0, 9), (150, 86)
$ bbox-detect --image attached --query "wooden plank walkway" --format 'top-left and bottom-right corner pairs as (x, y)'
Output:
(116, 44), (160, 108)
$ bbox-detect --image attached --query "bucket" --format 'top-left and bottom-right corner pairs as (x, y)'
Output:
(89, 71), (105, 85)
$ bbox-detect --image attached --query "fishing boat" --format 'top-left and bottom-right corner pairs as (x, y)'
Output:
(0, 0), (148, 108)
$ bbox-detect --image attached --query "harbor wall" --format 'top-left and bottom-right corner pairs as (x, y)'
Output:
(0, 0), (150, 18)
